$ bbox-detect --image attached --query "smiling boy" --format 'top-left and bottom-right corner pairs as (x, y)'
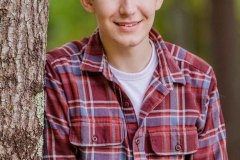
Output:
(43, 0), (228, 159)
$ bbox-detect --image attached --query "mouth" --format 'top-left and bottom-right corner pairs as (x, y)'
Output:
(114, 20), (142, 27)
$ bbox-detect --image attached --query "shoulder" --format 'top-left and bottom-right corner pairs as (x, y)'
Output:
(46, 37), (90, 66)
(165, 42), (214, 77)
(165, 42), (218, 92)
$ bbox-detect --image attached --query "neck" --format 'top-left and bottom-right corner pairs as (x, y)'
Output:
(101, 37), (152, 73)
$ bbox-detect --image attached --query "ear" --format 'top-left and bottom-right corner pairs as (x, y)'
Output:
(155, 0), (163, 10)
(80, 0), (95, 13)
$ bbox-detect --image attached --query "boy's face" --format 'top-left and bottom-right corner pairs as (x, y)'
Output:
(81, 0), (163, 48)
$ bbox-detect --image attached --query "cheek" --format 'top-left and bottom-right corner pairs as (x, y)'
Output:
(94, 9), (117, 27)
(139, 3), (157, 19)
(94, 1), (118, 17)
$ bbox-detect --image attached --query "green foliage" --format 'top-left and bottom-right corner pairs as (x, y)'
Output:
(237, 0), (240, 20)
(154, 0), (210, 60)
(48, 0), (97, 50)
(236, 0), (240, 43)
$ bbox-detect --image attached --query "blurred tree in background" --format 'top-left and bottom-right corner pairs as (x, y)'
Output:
(210, 0), (240, 158)
(48, 0), (240, 159)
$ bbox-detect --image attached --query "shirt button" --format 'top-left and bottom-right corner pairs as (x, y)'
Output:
(124, 101), (130, 107)
(135, 138), (140, 145)
(175, 144), (182, 151)
(92, 135), (98, 142)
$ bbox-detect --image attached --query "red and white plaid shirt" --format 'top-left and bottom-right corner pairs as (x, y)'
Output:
(43, 28), (228, 160)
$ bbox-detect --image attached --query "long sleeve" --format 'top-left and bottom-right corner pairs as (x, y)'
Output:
(193, 69), (228, 159)
(43, 56), (77, 160)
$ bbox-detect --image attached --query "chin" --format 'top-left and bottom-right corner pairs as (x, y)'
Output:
(119, 41), (141, 48)
(117, 36), (145, 47)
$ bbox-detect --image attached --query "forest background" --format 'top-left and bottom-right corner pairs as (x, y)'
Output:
(47, 0), (240, 159)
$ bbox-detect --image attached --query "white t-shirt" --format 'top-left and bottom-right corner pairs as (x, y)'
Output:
(109, 40), (158, 122)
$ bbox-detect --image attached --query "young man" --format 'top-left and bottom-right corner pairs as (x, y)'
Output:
(43, 0), (228, 159)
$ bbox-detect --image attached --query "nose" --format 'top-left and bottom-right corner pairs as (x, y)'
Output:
(119, 0), (136, 16)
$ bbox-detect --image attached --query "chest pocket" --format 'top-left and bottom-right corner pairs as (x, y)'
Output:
(148, 126), (198, 156)
(69, 119), (125, 147)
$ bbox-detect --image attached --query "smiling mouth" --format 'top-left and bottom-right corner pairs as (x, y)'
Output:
(114, 20), (142, 27)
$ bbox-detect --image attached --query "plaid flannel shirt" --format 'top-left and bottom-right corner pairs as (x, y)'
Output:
(43, 28), (228, 160)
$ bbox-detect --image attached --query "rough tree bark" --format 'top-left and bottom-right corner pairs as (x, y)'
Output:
(0, 0), (48, 159)
(210, 0), (240, 159)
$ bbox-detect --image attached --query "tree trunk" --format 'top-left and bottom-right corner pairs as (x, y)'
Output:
(210, 0), (240, 159)
(0, 0), (48, 159)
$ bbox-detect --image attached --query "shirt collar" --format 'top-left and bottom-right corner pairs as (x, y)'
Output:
(149, 28), (186, 89)
(80, 28), (186, 87)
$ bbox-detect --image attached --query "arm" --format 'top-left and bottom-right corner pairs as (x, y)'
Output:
(193, 69), (228, 159)
(43, 56), (77, 160)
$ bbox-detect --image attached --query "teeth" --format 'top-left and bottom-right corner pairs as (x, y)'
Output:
(118, 23), (138, 27)
(124, 24), (134, 27)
